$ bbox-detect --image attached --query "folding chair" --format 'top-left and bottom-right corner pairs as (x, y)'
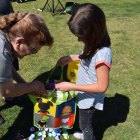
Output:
(38, 0), (65, 15)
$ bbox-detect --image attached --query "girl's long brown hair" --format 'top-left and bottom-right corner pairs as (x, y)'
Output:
(68, 3), (111, 59)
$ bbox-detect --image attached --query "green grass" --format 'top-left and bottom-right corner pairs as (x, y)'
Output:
(0, 0), (140, 139)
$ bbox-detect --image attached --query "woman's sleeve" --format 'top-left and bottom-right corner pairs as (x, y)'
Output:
(0, 38), (12, 84)
(0, 54), (12, 83)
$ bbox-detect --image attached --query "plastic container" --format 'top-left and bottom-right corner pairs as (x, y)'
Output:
(67, 61), (79, 83)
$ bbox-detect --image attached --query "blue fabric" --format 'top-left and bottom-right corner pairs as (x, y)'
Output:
(0, 30), (13, 83)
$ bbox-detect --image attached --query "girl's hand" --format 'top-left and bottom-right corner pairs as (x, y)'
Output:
(55, 82), (75, 92)
(57, 56), (71, 66)
(57, 54), (80, 66)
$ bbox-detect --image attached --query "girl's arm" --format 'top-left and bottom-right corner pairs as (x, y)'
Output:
(56, 64), (110, 93)
(69, 54), (80, 61)
(58, 54), (80, 66)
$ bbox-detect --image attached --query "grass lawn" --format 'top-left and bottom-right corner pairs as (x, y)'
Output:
(0, 0), (140, 139)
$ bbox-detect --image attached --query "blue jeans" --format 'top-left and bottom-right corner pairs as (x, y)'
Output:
(79, 107), (96, 140)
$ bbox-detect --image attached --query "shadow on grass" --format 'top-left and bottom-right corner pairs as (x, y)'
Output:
(0, 65), (130, 140)
(34, 65), (69, 83)
(93, 93), (130, 140)
(69, 93), (130, 140)
(0, 95), (35, 140)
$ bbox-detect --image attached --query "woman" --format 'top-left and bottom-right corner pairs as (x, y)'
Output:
(0, 12), (53, 98)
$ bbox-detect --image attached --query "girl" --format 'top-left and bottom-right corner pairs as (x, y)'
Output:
(0, 12), (53, 98)
(56, 3), (112, 140)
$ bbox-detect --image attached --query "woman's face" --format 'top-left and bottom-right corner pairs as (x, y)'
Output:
(11, 37), (42, 58)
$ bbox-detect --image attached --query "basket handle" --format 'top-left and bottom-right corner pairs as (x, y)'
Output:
(45, 64), (64, 100)
(46, 64), (64, 84)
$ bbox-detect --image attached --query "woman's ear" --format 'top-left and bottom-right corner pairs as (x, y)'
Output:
(15, 37), (25, 46)
(13, 37), (25, 51)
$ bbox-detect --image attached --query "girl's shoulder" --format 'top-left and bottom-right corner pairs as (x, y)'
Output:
(91, 46), (112, 66)
(96, 46), (112, 56)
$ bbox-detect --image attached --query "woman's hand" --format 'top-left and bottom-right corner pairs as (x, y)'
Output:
(31, 81), (47, 96)
(55, 82), (75, 92)
(57, 54), (80, 66)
